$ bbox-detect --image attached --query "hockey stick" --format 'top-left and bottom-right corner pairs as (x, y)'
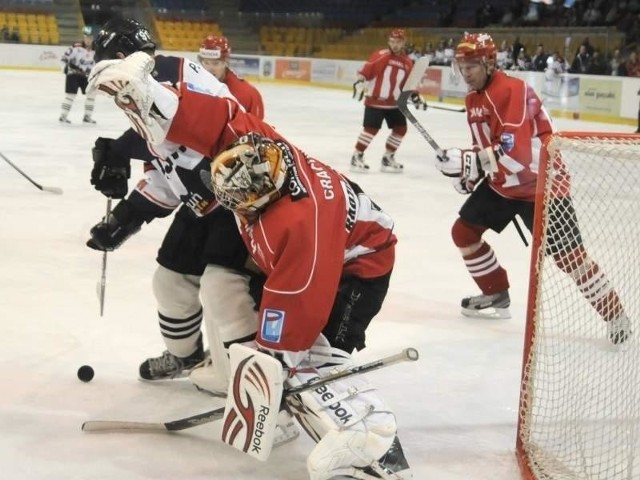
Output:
(0, 151), (63, 194)
(427, 104), (466, 113)
(81, 347), (419, 433)
(397, 56), (445, 158)
(97, 197), (111, 316)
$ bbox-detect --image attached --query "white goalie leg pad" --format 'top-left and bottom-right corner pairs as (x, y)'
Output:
(189, 265), (258, 395)
(152, 265), (202, 357)
(221, 343), (284, 461)
(285, 351), (397, 479)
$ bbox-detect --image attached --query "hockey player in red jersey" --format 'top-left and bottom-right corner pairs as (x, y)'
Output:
(434, 32), (631, 344)
(197, 35), (264, 119)
(89, 50), (412, 479)
(350, 28), (425, 173)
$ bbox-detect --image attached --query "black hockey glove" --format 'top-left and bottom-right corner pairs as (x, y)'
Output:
(90, 137), (131, 199)
(410, 92), (428, 110)
(352, 80), (365, 101)
(86, 199), (144, 251)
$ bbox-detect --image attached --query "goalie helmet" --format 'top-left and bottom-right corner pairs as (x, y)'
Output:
(93, 18), (156, 62)
(199, 35), (231, 61)
(211, 134), (289, 216)
(454, 32), (497, 67)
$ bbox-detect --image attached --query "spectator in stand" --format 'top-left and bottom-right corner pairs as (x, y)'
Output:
(570, 44), (591, 73)
(577, 37), (594, 57)
(625, 51), (640, 77)
(432, 39), (446, 65)
(587, 50), (608, 75)
(443, 37), (456, 65)
(582, 1), (603, 25)
(609, 49), (623, 76)
(531, 44), (548, 72)
(9, 27), (20, 42)
(1, 25), (9, 42)
(496, 39), (513, 70)
(512, 36), (524, 65)
(511, 48), (531, 71)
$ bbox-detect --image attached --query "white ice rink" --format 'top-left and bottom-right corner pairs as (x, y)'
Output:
(0, 69), (630, 479)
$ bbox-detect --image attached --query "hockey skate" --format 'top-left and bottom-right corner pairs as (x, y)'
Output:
(83, 115), (96, 124)
(380, 152), (403, 173)
(139, 336), (205, 381)
(607, 313), (632, 345)
(461, 290), (511, 319)
(188, 357), (228, 396)
(350, 151), (370, 172)
(58, 115), (70, 124)
(351, 436), (412, 479)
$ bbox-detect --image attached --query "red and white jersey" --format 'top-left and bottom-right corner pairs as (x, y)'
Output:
(224, 69), (264, 119)
(464, 70), (554, 200)
(359, 49), (414, 108)
(161, 87), (396, 357)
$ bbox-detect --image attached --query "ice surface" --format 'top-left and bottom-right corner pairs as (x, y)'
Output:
(0, 69), (627, 479)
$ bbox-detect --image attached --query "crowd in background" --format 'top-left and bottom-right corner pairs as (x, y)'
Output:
(406, 35), (640, 77)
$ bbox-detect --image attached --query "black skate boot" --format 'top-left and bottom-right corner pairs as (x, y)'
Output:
(461, 290), (511, 319)
(139, 336), (204, 380)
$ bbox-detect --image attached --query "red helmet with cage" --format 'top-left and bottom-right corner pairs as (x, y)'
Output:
(199, 35), (231, 60)
(389, 29), (406, 41)
(455, 32), (497, 66)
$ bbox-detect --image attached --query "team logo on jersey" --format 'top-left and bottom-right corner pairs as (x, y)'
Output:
(277, 140), (307, 201)
(261, 309), (285, 343)
(500, 133), (515, 152)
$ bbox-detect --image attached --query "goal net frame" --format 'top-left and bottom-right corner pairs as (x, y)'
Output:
(516, 131), (640, 480)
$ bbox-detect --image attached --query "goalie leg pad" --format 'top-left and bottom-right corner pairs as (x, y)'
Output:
(285, 356), (398, 480)
(221, 343), (284, 461)
(190, 265), (259, 395)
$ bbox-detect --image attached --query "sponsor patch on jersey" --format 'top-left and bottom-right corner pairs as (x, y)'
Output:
(185, 81), (217, 96)
(261, 309), (285, 343)
(500, 133), (515, 152)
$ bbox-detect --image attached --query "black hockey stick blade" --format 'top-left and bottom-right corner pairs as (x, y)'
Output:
(81, 347), (420, 434)
(0, 151), (63, 194)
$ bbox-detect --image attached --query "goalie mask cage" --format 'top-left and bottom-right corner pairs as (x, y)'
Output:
(517, 131), (640, 480)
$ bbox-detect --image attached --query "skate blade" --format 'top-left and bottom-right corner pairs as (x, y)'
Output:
(461, 307), (511, 319)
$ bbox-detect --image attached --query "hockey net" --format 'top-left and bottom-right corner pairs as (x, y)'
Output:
(517, 132), (640, 480)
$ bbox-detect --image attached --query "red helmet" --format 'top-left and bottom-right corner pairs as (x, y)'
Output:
(389, 29), (406, 41)
(199, 35), (231, 60)
(455, 32), (497, 65)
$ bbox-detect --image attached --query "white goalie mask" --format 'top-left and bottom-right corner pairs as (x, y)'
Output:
(211, 133), (289, 216)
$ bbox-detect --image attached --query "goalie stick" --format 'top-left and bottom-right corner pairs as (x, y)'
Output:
(81, 347), (419, 433)
(0, 151), (63, 194)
